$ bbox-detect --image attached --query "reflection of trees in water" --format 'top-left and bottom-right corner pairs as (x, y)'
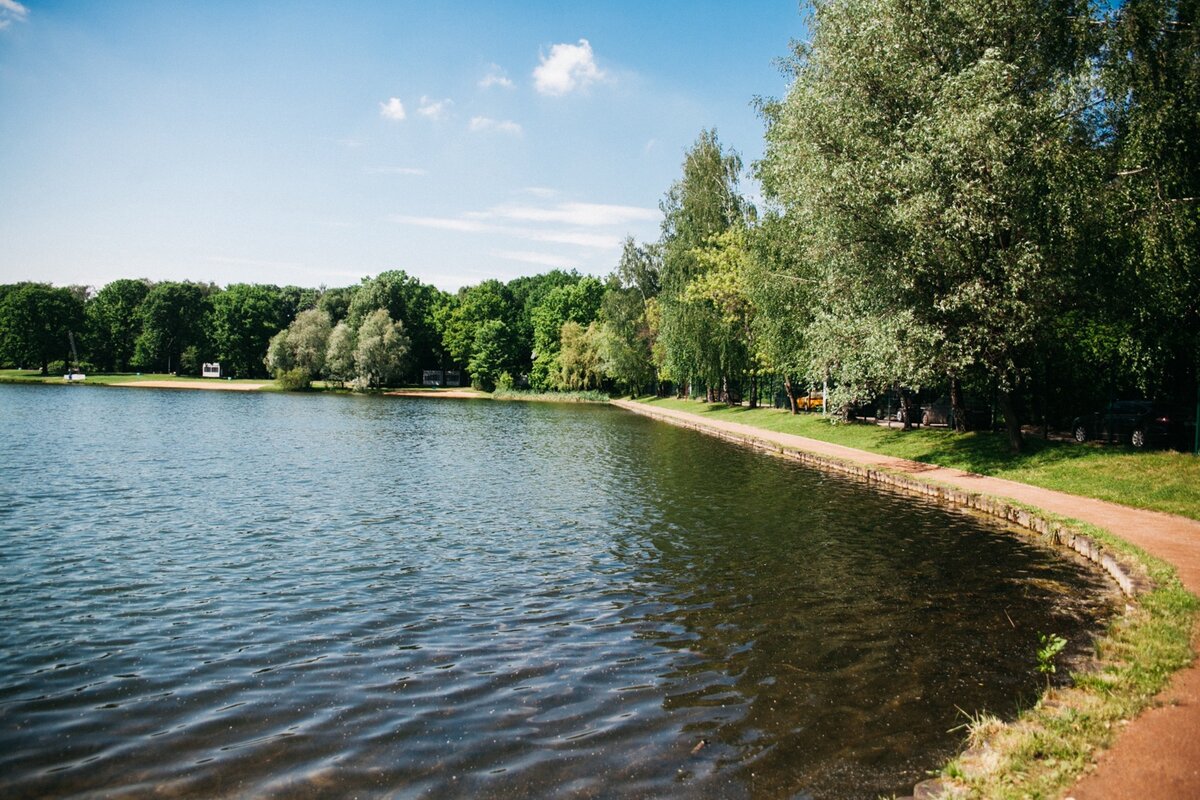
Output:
(606, 422), (1117, 798)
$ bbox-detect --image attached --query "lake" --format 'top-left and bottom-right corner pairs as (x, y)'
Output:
(0, 384), (1116, 798)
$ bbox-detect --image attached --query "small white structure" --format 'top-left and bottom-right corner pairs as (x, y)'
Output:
(444, 370), (461, 387)
(422, 369), (443, 387)
(202, 362), (221, 378)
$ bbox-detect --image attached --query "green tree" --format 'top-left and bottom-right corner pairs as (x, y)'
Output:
(0, 283), (85, 374)
(528, 276), (604, 390)
(265, 308), (332, 387)
(746, 213), (818, 413)
(758, 0), (1095, 449)
(353, 309), (411, 389)
(1097, 0), (1200, 405)
(440, 280), (517, 382)
(85, 278), (150, 371)
(556, 320), (604, 391)
(348, 270), (447, 380)
(324, 320), (356, 386)
(658, 129), (751, 400)
(209, 284), (289, 378)
(467, 318), (515, 391)
(133, 281), (213, 373)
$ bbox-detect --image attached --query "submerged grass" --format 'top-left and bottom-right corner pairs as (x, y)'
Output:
(942, 517), (1196, 798)
(627, 398), (1197, 798)
(636, 397), (1200, 520)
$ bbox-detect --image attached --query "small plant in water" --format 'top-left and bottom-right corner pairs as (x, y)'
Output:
(1036, 632), (1068, 687)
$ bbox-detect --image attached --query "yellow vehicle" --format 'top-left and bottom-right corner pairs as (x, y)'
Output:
(796, 392), (824, 411)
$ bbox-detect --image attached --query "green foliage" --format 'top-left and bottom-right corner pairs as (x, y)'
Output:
(440, 280), (516, 383)
(274, 367), (312, 391)
(758, 0), (1098, 449)
(1037, 633), (1068, 679)
(265, 308), (332, 383)
(657, 129), (753, 399)
(0, 283), (85, 374)
(209, 283), (289, 378)
(467, 318), (514, 391)
(556, 320), (604, 391)
(85, 278), (149, 371)
(324, 320), (356, 385)
(133, 281), (213, 374)
(529, 276), (603, 390)
(348, 270), (447, 380)
(352, 309), (410, 389)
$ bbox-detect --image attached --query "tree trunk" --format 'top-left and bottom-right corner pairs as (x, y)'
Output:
(998, 389), (1023, 454)
(950, 375), (968, 432)
(783, 376), (797, 414)
(901, 390), (914, 431)
(748, 374), (758, 409)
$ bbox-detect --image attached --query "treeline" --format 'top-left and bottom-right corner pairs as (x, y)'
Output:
(3, 0), (1195, 453)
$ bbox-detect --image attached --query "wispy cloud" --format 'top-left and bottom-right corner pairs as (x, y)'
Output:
(379, 97), (406, 121)
(417, 95), (452, 120)
(365, 166), (428, 176)
(0, 0), (28, 29)
(479, 64), (514, 90)
(392, 213), (623, 250)
(533, 39), (604, 96)
(469, 116), (522, 136)
(492, 250), (579, 269)
(521, 187), (559, 199)
(470, 202), (659, 228)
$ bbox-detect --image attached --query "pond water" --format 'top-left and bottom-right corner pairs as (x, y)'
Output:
(0, 384), (1116, 799)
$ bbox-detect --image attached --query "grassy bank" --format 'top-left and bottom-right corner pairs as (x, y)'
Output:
(491, 388), (609, 403)
(637, 397), (1200, 521)
(0, 369), (274, 387)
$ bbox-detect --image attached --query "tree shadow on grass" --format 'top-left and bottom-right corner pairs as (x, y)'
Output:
(905, 431), (1105, 476)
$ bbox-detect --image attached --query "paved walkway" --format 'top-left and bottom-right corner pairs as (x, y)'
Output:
(611, 400), (1200, 799)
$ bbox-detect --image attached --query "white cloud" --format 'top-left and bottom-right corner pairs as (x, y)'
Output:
(391, 214), (621, 250)
(479, 64), (514, 90)
(0, 0), (28, 29)
(533, 39), (604, 96)
(470, 202), (659, 227)
(644, 139), (658, 153)
(417, 95), (452, 120)
(379, 97), (406, 121)
(521, 187), (559, 199)
(469, 116), (523, 136)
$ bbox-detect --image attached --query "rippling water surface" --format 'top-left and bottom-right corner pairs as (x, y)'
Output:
(0, 384), (1115, 798)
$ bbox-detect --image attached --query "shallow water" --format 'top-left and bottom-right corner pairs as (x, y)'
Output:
(0, 384), (1115, 798)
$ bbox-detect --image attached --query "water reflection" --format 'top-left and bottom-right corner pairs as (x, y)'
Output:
(0, 385), (1115, 799)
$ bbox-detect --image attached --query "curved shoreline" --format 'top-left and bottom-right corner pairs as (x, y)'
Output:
(610, 398), (1200, 799)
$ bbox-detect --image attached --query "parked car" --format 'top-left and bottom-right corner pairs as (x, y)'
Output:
(1071, 400), (1179, 449)
(796, 391), (824, 411)
(920, 396), (993, 430)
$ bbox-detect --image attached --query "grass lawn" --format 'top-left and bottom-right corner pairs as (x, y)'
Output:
(0, 369), (272, 386)
(638, 397), (1200, 521)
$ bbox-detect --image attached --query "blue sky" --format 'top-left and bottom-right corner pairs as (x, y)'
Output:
(0, 1), (804, 292)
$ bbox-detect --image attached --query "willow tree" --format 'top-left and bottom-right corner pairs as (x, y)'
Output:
(759, 0), (1097, 450)
(658, 129), (752, 401)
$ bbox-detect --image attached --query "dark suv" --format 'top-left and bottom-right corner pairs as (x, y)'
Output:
(1071, 400), (1178, 449)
